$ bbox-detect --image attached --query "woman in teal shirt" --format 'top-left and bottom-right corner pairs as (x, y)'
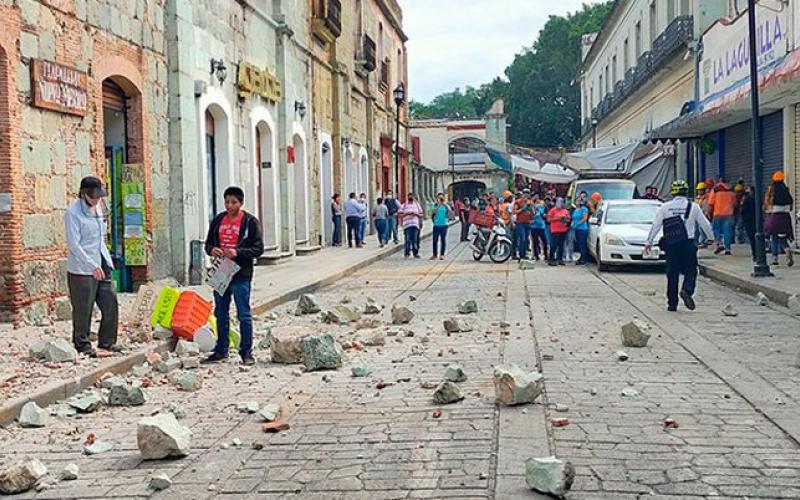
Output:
(431, 194), (451, 260)
(572, 199), (590, 265)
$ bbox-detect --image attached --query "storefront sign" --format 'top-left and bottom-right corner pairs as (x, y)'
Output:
(701, 5), (790, 102)
(237, 61), (282, 102)
(31, 60), (88, 116)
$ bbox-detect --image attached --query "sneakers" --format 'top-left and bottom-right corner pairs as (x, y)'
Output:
(724, 250), (732, 256)
(98, 344), (124, 353)
(429, 255), (437, 260)
(201, 352), (229, 364)
(241, 355), (256, 366)
(679, 290), (696, 311)
(667, 306), (677, 312)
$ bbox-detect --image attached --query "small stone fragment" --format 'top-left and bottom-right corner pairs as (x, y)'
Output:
(419, 381), (438, 389)
(525, 456), (575, 498)
(181, 357), (200, 369)
(755, 292), (770, 306)
(519, 259), (536, 270)
(295, 294), (321, 315)
(257, 404), (280, 422)
(360, 330), (386, 346)
(641, 290), (657, 297)
(84, 441), (114, 455)
(0, 458), (48, 494)
(239, 402), (260, 414)
(167, 402), (186, 420)
(137, 414), (192, 459)
(458, 300), (478, 314)
(28, 338), (78, 363)
(268, 326), (308, 364)
(351, 366), (371, 378)
(149, 473), (172, 491)
(68, 394), (104, 413)
(554, 404), (569, 413)
(340, 295), (351, 304)
(443, 317), (473, 333)
(364, 297), (384, 315)
(98, 374), (126, 389)
(551, 417), (569, 427)
(175, 340), (200, 357)
(323, 305), (361, 324)
(170, 371), (203, 392)
(131, 364), (151, 378)
(391, 305), (414, 324)
(301, 334), (344, 371)
(620, 320), (652, 348)
(493, 364), (544, 406)
(616, 350), (629, 362)
(499, 320), (511, 328)
(18, 402), (48, 428)
(432, 381), (464, 404)
(262, 421), (290, 433)
(59, 463), (79, 481)
(621, 387), (639, 397)
(663, 418), (679, 428)
(443, 364), (468, 383)
(432, 409), (442, 418)
(108, 384), (146, 406)
(155, 357), (182, 374)
(231, 438), (242, 447)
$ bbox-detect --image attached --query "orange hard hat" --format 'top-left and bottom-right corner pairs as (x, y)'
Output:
(591, 192), (602, 202)
(734, 184), (744, 192)
(503, 191), (513, 199)
(773, 171), (785, 182)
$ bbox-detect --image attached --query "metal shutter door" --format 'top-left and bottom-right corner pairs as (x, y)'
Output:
(724, 120), (751, 184)
(761, 110), (783, 189)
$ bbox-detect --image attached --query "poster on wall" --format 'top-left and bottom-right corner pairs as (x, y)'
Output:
(122, 163), (147, 266)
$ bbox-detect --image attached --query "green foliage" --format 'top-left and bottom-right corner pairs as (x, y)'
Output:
(412, 2), (612, 148)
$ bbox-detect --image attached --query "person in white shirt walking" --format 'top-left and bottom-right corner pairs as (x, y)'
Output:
(645, 180), (714, 312)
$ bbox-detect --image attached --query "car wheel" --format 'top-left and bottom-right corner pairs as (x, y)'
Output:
(596, 242), (609, 272)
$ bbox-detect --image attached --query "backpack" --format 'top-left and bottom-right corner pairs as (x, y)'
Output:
(660, 202), (693, 247)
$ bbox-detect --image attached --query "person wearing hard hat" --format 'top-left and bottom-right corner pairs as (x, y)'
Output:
(765, 171), (794, 267)
(588, 192), (602, 215)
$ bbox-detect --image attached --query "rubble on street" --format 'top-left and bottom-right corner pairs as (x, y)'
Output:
(137, 414), (192, 459)
(0, 458), (47, 494)
(525, 456), (575, 498)
(620, 319), (652, 347)
(493, 364), (544, 405)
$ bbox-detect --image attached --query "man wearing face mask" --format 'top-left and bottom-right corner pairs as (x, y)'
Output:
(547, 197), (571, 266)
(65, 176), (119, 358)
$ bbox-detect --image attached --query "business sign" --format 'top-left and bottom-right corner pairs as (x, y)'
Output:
(237, 61), (282, 102)
(31, 60), (88, 116)
(701, 5), (790, 104)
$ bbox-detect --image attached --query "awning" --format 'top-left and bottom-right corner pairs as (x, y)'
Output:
(511, 155), (577, 184)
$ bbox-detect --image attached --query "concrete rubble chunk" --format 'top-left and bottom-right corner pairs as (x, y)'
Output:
(181, 357), (200, 370)
(149, 473), (172, 491)
(0, 458), (48, 494)
(268, 326), (308, 364)
(443, 364), (468, 383)
(167, 402), (186, 420)
(59, 464), (79, 481)
(257, 404), (280, 422)
(131, 364), (151, 378)
(295, 294), (321, 315)
(98, 374), (125, 389)
(155, 357), (182, 374)
(519, 259), (536, 270)
(29, 338), (78, 363)
(238, 402), (260, 414)
(433, 381), (464, 404)
(18, 402), (48, 428)
(360, 330), (386, 346)
(391, 305), (414, 324)
(169, 370), (203, 392)
(443, 317), (473, 333)
(175, 340), (200, 357)
(525, 456), (575, 498)
(721, 303), (739, 317)
(323, 305), (361, 324)
(621, 387), (639, 397)
(137, 413), (192, 459)
(493, 364), (544, 406)
(301, 334), (344, 371)
(615, 350), (629, 362)
(68, 394), (103, 413)
(364, 297), (384, 315)
(755, 292), (770, 306)
(351, 366), (371, 377)
(458, 300), (478, 314)
(108, 384), (146, 406)
(620, 320), (652, 348)
(84, 441), (114, 455)
(788, 294), (800, 316)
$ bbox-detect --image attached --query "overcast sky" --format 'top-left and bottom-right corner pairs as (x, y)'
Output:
(401, 0), (593, 103)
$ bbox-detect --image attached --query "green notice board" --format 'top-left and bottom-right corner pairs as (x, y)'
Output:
(122, 164), (147, 266)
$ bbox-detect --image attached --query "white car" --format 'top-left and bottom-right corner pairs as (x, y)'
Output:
(588, 199), (664, 271)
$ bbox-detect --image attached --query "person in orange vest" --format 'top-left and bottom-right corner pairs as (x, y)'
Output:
(498, 191), (513, 226)
(710, 181), (736, 255)
(587, 192), (602, 215)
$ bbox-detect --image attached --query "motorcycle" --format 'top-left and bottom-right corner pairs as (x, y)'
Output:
(469, 218), (513, 263)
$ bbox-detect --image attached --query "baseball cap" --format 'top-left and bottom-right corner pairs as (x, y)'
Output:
(79, 176), (108, 198)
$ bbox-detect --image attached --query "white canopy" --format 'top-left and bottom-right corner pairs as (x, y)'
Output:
(511, 155), (578, 184)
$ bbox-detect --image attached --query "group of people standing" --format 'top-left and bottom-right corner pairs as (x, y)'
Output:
(696, 173), (795, 266)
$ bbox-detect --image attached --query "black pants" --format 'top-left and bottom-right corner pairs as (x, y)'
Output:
(549, 232), (566, 263)
(460, 212), (470, 241)
(433, 226), (448, 257)
(68, 270), (118, 353)
(346, 216), (361, 247)
(745, 222), (756, 259)
(531, 228), (548, 259)
(665, 241), (698, 308)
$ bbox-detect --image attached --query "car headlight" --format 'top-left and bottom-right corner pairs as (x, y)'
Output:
(603, 233), (626, 246)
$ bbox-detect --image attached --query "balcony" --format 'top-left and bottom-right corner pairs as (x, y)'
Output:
(587, 15), (693, 133)
(357, 34), (377, 73)
(312, 0), (342, 43)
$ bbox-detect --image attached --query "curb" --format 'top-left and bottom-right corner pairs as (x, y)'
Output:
(0, 222), (452, 425)
(698, 261), (792, 307)
(0, 342), (170, 426)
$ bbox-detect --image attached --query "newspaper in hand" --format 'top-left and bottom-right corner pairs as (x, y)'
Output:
(206, 257), (241, 296)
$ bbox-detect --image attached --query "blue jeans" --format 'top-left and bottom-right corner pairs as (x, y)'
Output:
(575, 229), (589, 263)
(564, 229), (575, 260)
(359, 218), (367, 243)
(404, 226), (420, 257)
(332, 215), (342, 246)
(712, 215), (734, 250)
(516, 224), (532, 258)
(375, 219), (388, 244)
(387, 216), (399, 243)
(432, 225), (448, 257)
(213, 279), (253, 358)
(771, 234), (790, 257)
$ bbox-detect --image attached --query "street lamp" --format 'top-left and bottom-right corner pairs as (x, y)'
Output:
(393, 83), (405, 196)
(591, 117), (598, 148)
(745, 0), (772, 277)
(449, 142), (456, 199)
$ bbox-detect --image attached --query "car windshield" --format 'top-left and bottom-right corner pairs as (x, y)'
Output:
(605, 204), (659, 225)
(578, 182), (636, 200)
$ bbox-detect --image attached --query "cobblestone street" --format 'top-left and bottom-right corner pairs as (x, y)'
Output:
(1, 230), (799, 499)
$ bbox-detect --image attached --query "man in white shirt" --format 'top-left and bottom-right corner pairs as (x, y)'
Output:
(645, 180), (714, 312)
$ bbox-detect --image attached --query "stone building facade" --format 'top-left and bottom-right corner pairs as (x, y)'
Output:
(0, 0), (170, 323)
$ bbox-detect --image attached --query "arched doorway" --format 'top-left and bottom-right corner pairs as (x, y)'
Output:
(102, 76), (145, 292)
(319, 137), (334, 245)
(344, 148), (357, 197)
(203, 103), (232, 226)
(293, 133), (308, 243)
(450, 180), (486, 201)
(254, 120), (277, 249)
(358, 150), (369, 197)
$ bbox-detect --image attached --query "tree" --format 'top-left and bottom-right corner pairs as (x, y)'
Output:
(410, 79), (509, 120)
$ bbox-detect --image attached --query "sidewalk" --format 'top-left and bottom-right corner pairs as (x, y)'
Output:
(698, 244), (800, 306)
